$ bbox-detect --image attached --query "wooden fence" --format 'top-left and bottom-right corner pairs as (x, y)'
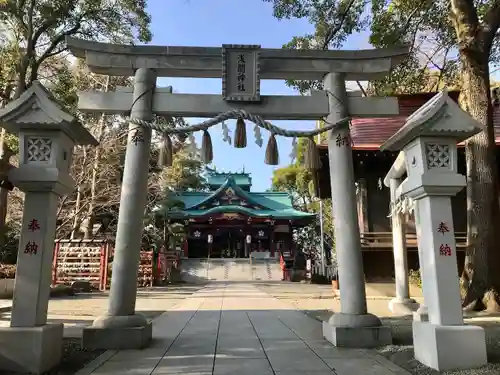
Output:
(52, 240), (179, 290)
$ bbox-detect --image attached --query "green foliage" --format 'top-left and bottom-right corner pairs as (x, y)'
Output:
(264, 0), (498, 95)
(161, 148), (207, 192)
(145, 146), (207, 245)
(263, 0), (368, 93)
(271, 138), (313, 208)
(0, 223), (20, 265)
(309, 198), (334, 238)
(271, 137), (335, 261)
(264, 0), (368, 49)
(0, 264), (16, 279)
(408, 269), (422, 288)
(272, 165), (311, 196)
(0, 0), (152, 45)
(0, 0), (152, 159)
(0, 0), (152, 105)
(0, 42), (19, 106)
(369, 0), (462, 94)
(49, 60), (132, 115)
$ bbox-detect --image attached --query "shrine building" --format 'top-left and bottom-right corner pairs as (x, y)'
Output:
(314, 89), (500, 280)
(165, 169), (316, 259)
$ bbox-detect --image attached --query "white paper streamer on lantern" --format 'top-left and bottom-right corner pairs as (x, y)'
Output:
(387, 195), (415, 218)
(289, 137), (298, 163)
(253, 124), (263, 147)
(221, 121), (232, 145)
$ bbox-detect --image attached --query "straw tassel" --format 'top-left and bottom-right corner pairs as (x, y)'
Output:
(201, 130), (213, 164)
(304, 137), (321, 170)
(234, 118), (247, 148)
(159, 134), (173, 167)
(265, 133), (279, 165)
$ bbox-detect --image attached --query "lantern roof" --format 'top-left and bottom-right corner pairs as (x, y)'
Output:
(0, 81), (98, 146)
(381, 90), (483, 151)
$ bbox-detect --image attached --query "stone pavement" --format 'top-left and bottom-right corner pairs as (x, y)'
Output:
(257, 282), (423, 318)
(0, 286), (201, 338)
(77, 283), (410, 375)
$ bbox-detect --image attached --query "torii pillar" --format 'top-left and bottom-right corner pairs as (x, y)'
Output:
(322, 70), (404, 348)
(83, 68), (157, 350)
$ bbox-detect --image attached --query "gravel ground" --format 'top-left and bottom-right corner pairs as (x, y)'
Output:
(46, 338), (104, 375)
(0, 338), (105, 375)
(300, 310), (500, 375)
(378, 316), (500, 375)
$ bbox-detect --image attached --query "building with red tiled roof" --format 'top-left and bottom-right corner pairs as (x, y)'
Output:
(315, 90), (500, 280)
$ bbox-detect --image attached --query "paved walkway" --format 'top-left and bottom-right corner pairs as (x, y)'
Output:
(78, 283), (409, 375)
(0, 286), (201, 338)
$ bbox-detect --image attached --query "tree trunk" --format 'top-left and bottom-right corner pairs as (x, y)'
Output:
(459, 46), (500, 311)
(83, 76), (110, 239)
(70, 185), (82, 239)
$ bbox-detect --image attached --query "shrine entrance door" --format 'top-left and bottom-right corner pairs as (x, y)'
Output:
(212, 227), (245, 258)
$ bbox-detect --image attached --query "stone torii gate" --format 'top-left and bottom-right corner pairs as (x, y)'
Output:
(66, 37), (409, 350)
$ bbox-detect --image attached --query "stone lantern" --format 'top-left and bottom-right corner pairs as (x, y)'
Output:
(0, 81), (97, 374)
(381, 90), (487, 371)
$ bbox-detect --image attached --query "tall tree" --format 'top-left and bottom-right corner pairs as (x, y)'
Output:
(159, 147), (207, 193)
(147, 147), (207, 249)
(370, 0), (500, 310)
(271, 139), (335, 259)
(272, 164), (313, 210)
(0, 0), (153, 237)
(0, 0), (151, 100)
(266, 0), (500, 311)
(264, 0), (369, 94)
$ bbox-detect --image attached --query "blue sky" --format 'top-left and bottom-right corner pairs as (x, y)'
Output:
(146, 0), (371, 192)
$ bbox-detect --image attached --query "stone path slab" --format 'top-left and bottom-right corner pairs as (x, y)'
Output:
(77, 283), (410, 375)
(0, 300), (12, 313)
(0, 286), (199, 338)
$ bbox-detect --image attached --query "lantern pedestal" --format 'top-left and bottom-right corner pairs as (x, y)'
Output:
(0, 323), (63, 374)
(0, 81), (97, 375)
(10, 191), (62, 328)
(413, 321), (486, 371)
(381, 90), (488, 371)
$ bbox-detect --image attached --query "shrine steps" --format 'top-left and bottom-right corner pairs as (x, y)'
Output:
(180, 258), (282, 283)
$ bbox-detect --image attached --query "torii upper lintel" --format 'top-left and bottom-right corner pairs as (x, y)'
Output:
(65, 37), (409, 81)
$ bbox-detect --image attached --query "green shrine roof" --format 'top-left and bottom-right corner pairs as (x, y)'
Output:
(206, 171), (251, 187)
(163, 175), (315, 221)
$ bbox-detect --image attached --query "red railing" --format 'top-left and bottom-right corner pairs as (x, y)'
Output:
(52, 240), (181, 290)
